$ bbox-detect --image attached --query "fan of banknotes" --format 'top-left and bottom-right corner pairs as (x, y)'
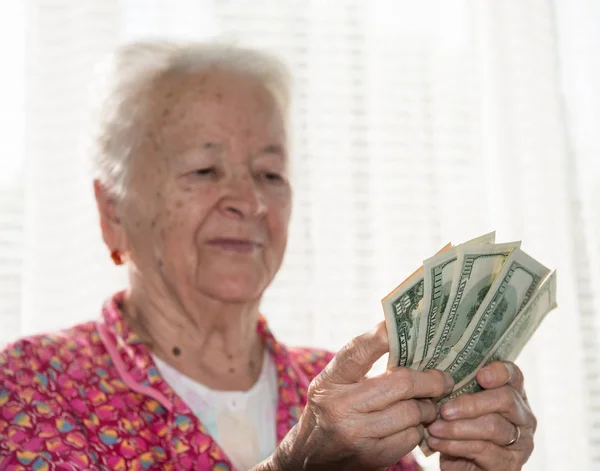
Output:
(382, 232), (557, 403)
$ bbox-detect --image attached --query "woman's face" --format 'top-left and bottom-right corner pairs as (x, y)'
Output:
(119, 69), (292, 303)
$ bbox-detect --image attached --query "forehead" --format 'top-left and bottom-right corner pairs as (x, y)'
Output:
(145, 68), (286, 143)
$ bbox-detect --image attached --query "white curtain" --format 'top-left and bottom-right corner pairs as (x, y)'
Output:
(0, 1), (598, 470)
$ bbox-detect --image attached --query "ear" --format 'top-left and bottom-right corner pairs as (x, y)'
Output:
(94, 179), (127, 254)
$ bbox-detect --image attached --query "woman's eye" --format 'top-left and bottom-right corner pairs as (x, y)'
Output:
(194, 167), (215, 176)
(263, 172), (283, 182)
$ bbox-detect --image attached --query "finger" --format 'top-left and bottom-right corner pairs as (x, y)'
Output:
(428, 413), (519, 446)
(477, 362), (525, 397)
(372, 425), (424, 467)
(362, 399), (437, 438)
(323, 322), (389, 384)
(352, 368), (454, 411)
(427, 438), (520, 470)
(440, 386), (533, 427)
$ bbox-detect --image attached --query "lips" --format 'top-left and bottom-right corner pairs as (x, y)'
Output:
(206, 238), (263, 253)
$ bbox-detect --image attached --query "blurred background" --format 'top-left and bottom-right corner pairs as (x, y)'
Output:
(0, 0), (599, 469)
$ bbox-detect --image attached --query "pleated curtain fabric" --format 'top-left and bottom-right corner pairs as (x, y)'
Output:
(0, 2), (26, 352)
(0, 1), (598, 470)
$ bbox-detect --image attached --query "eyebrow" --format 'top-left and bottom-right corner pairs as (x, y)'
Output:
(260, 144), (285, 156)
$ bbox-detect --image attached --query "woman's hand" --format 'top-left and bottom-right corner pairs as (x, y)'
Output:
(269, 322), (454, 470)
(427, 361), (536, 471)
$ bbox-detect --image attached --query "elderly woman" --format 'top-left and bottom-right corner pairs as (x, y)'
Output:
(0, 41), (536, 471)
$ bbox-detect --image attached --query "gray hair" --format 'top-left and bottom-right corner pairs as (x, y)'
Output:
(89, 40), (291, 200)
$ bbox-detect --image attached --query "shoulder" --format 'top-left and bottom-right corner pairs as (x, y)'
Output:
(0, 322), (104, 453)
(287, 346), (335, 381)
(1, 320), (102, 383)
(0, 321), (105, 405)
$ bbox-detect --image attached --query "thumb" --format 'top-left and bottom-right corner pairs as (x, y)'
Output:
(323, 321), (389, 384)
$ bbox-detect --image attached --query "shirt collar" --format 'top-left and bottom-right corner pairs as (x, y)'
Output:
(98, 291), (308, 442)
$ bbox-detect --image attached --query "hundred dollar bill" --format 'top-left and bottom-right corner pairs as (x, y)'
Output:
(442, 270), (557, 401)
(412, 232), (496, 369)
(383, 243), (452, 368)
(436, 249), (550, 385)
(382, 269), (425, 368)
(422, 241), (521, 370)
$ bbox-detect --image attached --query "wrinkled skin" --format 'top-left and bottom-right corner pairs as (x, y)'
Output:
(268, 322), (454, 470)
(427, 361), (536, 471)
(259, 327), (535, 471)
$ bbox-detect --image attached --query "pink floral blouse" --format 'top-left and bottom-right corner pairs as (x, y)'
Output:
(0, 292), (418, 470)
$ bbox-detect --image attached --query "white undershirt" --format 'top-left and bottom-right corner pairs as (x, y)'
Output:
(152, 352), (279, 471)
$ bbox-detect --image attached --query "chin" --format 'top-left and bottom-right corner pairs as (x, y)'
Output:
(200, 275), (267, 303)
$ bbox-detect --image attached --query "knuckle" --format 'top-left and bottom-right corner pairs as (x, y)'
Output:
(523, 436), (535, 462)
(421, 399), (436, 421)
(506, 450), (521, 470)
(389, 366), (410, 379)
(502, 386), (520, 409)
(327, 419), (353, 445)
(374, 322), (388, 345)
(341, 339), (364, 367)
(348, 339), (372, 369)
(334, 422), (353, 442)
(404, 400), (422, 426)
(306, 378), (320, 398)
(376, 369), (396, 392)
(314, 364), (334, 386)
(406, 426), (423, 447)
(345, 337), (361, 355)
(472, 439), (490, 455)
(362, 377), (396, 410)
(489, 415), (506, 437)
(390, 368), (416, 398)
(509, 362), (524, 385)
(377, 412), (395, 433)
(324, 402), (344, 424)
(344, 425), (368, 451)
(431, 369), (450, 395)
(307, 384), (342, 422)
(318, 406), (350, 440)
(522, 403), (538, 433)
(306, 381), (326, 409)
(530, 413), (538, 433)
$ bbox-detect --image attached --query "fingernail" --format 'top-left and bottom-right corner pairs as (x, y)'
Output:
(442, 404), (457, 419)
(480, 369), (494, 384)
(427, 436), (440, 447)
(428, 420), (443, 434)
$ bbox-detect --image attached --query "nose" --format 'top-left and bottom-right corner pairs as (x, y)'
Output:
(219, 173), (267, 220)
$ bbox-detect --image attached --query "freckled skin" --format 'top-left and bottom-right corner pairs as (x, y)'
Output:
(116, 68), (291, 304)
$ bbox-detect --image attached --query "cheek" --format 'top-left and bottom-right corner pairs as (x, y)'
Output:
(160, 189), (217, 240)
(153, 214), (189, 269)
(268, 199), (292, 248)
(157, 207), (189, 241)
